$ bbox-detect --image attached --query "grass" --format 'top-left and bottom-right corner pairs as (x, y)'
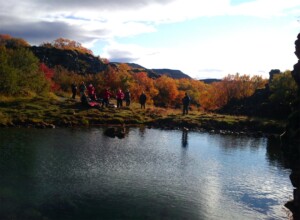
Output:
(0, 93), (287, 135)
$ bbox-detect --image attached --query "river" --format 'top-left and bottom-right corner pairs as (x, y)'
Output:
(0, 127), (292, 220)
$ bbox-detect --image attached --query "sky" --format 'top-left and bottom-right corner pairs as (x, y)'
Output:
(1, 0), (300, 79)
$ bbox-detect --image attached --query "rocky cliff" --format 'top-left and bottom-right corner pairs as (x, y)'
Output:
(30, 46), (107, 74)
(284, 33), (300, 220)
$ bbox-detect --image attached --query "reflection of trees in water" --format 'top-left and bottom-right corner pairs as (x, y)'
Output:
(0, 129), (40, 219)
(216, 134), (263, 153)
(215, 134), (290, 169)
(266, 137), (291, 169)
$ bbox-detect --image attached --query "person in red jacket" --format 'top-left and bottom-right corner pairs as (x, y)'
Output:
(102, 88), (112, 107)
(87, 83), (97, 101)
(116, 89), (125, 108)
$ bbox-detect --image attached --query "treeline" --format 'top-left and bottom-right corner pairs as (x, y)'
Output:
(0, 34), (297, 112)
(37, 63), (271, 111)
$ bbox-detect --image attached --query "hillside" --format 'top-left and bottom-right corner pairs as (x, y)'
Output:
(151, 69), (191, 79)
(118, 63), (191, 79)
(30, 48), (192, 79)
(30, 46), (107, 74)
(199, 78), (221, 84)
(1, 35), (193, 79)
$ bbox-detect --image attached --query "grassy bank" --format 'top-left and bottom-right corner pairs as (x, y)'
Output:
(0, 94), (286, 136)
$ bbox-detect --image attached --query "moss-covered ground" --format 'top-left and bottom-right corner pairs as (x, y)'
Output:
(0, 94), (286, 136)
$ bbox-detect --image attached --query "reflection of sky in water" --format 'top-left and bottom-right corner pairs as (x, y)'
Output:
(0, 128), (292, 220)
(186, 132), (291, 219)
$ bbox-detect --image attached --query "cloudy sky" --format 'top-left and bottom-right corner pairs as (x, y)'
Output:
(1, 0), (300, 79)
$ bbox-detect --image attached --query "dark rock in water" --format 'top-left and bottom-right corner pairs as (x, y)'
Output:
(104, 126), (126, 139)
(104, 127), (117, 138)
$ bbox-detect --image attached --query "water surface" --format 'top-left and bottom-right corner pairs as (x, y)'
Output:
(0, 128), (292, 219)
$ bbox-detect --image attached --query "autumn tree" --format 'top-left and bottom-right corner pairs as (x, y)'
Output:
(131, 72), (158, 104)
(41, 38), (93, 55)
(154, 75), (179, 107)
(52, 66), (84, 92)
(39, 63), (60, 91)
(0, 34), (30, 48)
(176, 78), (206, 107)
(269, 70), (297, 105)
(0, 46), (49, 95)
(200, 82), (228, 111)
(217, 73), (267, 105)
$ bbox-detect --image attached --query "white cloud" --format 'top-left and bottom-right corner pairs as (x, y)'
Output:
(1, 0), (299, 78)
(228, 0), (300, 17)
(1, 0), (299, 44)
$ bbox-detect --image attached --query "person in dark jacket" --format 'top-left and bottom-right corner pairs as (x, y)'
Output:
(182, 92), (191, 115)
(139, 91), (147, 109)
(71, 83), (77, 99)
(124, 89), (131, 106)
(79, 81), (87, 98)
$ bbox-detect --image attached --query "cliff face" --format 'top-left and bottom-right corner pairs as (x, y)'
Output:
(30, 46), (107, 74)
(292, 33), (300, 87)
(284, 33), (300, 220)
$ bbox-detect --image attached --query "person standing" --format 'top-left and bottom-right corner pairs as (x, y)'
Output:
(139, 91), (147, 109)
(79, 81), (87, 98)
(182, 92), (191, 115)
(124, 89), (131, 106)
(71, 82), (77, 99)
(116, 89), (125, 108)
(87, 83), (97, 101)
(102, 88), (112, 107)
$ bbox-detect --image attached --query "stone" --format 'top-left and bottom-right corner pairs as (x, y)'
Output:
(291, 171), (300, 188)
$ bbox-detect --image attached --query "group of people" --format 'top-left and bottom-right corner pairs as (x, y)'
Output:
(71, 82), (148, 109)
(71, 82), (191, 115)
(71, 82), (191, 114)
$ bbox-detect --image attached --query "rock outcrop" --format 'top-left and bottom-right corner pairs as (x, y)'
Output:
(284, 33), (300, 220)
(30, 46), (107, 74)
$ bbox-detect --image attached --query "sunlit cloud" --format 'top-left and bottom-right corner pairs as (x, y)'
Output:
(1, 0), (299, 78)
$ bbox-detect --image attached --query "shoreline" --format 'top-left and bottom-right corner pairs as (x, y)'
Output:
(0, 118), (283, 139)
(0, 96), (286, 138)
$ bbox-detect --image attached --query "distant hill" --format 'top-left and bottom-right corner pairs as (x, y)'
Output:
(124, 63), (146, 69)
(112, 62), (191, 79)
(151, 69), (191, 79)
(111, 62), (160, 78)
(199, 78), (221, 84)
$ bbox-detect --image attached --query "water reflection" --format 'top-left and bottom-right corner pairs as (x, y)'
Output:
(266, 137), (290, 169)
(0, 128), (292, 220)
(214, 133), (264, 153)
(138, 126), (146, 137)
(181, 130), (188, 148)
